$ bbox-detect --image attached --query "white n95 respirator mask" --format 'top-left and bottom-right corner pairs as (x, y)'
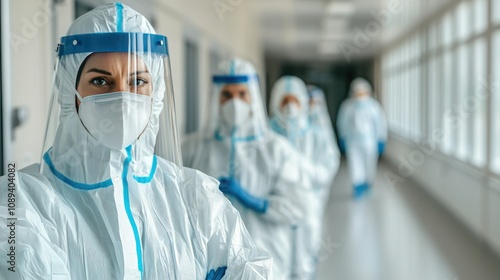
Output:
(282, 103), (300, 119)
(77, 92), (152, 150)
(221, 98), (251, 129)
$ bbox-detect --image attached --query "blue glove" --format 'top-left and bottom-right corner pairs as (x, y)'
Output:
(218, 177), (268, 214)
(339, 139), (346, 154)
(206, 266), (227, 280)
(378, 141), (385, 155)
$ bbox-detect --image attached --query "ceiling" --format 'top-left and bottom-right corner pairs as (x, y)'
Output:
(250, 0), (454, 62)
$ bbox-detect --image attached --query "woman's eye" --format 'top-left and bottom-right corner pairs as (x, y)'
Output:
(91, 77), (108, 86)
(131, 78), (147, 86)
(239, 91), (246, 97)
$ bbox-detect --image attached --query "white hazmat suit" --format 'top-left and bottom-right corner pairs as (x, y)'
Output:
(182, 59), (312, 280)
(0, 3), (271, 279)
(337, 78), (388, 198)
(269, 77), (339, 279)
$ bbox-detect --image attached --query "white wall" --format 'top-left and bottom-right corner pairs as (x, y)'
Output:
(7, 0), (263, 168)
(8, 0), (74, 168)
(153, 0), (264, 132)
(384, 135), (500, 257)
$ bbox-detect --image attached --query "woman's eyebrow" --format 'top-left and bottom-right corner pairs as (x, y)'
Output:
(86, 68), (112, 75)
(130, 70), (149, 76)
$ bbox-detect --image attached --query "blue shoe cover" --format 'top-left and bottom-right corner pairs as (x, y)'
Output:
(353, 183), (369, 199)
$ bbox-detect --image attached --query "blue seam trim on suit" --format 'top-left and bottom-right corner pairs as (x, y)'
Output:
(123, 145), (143, 276)
(133, 155), (157, 183)
(116, 2), (124, 32)
(43, 150), (113, 190)
(230, 60), (235, 75)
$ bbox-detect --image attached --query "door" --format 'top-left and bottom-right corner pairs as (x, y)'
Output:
(184, 39), (200, 134)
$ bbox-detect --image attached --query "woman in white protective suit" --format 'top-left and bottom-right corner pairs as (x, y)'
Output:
(337, 78), (388, 199)
(307, 85), (336, 138)
(182, 59), (313, 280)
(0, 3), (272, 279)
(269, 77), (340, 280)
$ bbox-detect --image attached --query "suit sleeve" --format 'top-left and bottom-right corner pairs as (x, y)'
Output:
(260, 138), (313, 225)
(0, 172), (70, 280)
(188, 170), (273, 280)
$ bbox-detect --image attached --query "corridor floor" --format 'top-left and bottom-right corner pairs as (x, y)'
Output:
(316, 159), (500, 280)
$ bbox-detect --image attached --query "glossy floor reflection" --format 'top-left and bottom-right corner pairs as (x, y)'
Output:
(316, 159), (500, 280)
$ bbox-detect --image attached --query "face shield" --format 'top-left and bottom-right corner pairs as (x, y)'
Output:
(307, 85), (329, 115)
(203, 59), (269, 140)
(307, 85), (335, 133)
(269, 76), (310, 130)
(41, 28), (182, 181)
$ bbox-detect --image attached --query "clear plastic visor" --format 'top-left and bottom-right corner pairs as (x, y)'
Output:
(40, 32), (183, 175)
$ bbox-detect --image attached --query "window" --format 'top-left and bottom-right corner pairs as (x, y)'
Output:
(407, 66), (414, 138)
(390, 75), (396, 130)
(456, 1), (471, 42)
(414, 64), (422, 141)
(391, 74), (397, 131)
(403, 69), (410, 136)
(456, 44), (470, 160)
(493, 0), (500, 25)
(428, 55), (440, 147)
(441, 51), (454, 154)
(491, 31), (500, 172)
(428, 24), (437, 52)
(472, 38), (487, 167)
(442, 12), (454, 47)
(382, 0), (491, 172)
(392, 71), (398, 133)
(388, 72), (396, 130)
(396, 71), (403, 134)
(474, 0), (487, 34)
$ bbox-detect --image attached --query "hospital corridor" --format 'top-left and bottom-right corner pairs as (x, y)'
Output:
(1, 0), (500, 279)
(317, 161), (500, 280)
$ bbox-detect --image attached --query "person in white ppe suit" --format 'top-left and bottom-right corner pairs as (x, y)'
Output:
(269, 77), (339, 280)
(0, 3), (272, 279)
(337, 78), (388, 199)
(307, 85), (336, 139)
(182, 59), (312, 280)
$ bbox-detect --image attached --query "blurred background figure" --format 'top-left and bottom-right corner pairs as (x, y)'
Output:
(337, 78), (387, 199)
(182, 59), (311, 280)
(269, 76), (309, 145)
(307, 85), (336, 139)
(269, 76), (340, 279)
(306, 84), (341, 268)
